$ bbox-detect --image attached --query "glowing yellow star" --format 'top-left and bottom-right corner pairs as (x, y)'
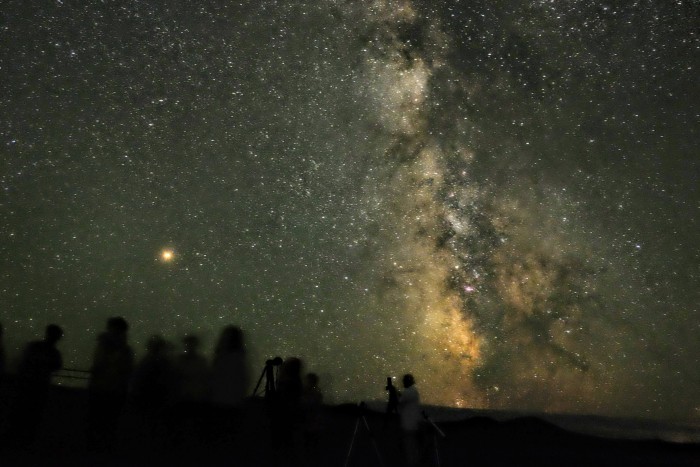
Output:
(160, 249), (175, 262)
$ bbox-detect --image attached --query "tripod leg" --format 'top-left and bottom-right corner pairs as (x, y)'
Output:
(362, 416), (385, 467)
(433, 433), (441, 467)
(343, 417), (361, 467)
(252, 367), (267, 396)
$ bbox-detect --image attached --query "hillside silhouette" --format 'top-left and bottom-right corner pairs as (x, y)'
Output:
(0, 382), (697, 466)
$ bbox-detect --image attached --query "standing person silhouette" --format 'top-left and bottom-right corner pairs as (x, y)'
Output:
(131, 335), (174, 430)
(175, 334), (210, 403)
(0, 323), (6, 378)
(10, 324), (63, 447)
(210, 326), (248, 408)
(399, 373), (421, 467)
(209, 326), (248, 440)
(87, 317), (134, 450)
(171, 334), (210, 445)
(301, 372), (324, 466)
(273, 357), (304, 466)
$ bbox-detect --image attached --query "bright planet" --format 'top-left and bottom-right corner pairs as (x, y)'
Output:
(160, 249), (175, 263)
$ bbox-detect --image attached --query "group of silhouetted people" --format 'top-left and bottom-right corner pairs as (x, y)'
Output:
(0, 319), (329, 461)
(82, 319), (259, 451)
(0, 320), (427, 466)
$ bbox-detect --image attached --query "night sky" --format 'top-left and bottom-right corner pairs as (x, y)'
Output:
(1, 1), (698, 421)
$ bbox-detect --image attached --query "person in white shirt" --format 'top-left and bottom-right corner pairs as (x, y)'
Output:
(399, 373), (421, 466)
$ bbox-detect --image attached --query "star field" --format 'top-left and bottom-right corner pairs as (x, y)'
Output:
(0, 0), (698, 421)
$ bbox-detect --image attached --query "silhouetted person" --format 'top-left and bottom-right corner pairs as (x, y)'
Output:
(130, 334), (174, 444)
(301, 372), (324, 466)
(209, 326), (248, 441)
(10, 324), (63, 447)
(0, 323), (6, 378)
(87, 317), (134, 450)
(399, 373), (421, 467)
(278, 357), (303, 400)
(277, 357), (303, 418)
(273, 357), (304, 465)
(175, 334), (209, 403)
(210, 326), (248, 408)
(171, 334), (210, 445)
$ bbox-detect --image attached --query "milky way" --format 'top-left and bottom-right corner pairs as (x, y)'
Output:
(1, 1), (697, 421)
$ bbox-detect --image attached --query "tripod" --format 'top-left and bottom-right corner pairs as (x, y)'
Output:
(344, 402), (384, 467)
(422, 411), (446, 467)
(252, 357), (283, 399)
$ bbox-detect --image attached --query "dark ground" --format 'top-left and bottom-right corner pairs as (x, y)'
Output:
(0, 383), (697, 466)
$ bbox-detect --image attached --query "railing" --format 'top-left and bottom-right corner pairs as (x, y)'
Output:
(53, 368), (91, 387)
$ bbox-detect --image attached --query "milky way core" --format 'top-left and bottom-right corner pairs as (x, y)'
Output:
(0, 0), (697, 421)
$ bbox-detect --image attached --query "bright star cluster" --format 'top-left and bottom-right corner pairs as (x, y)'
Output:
(0, 0), (697, 421)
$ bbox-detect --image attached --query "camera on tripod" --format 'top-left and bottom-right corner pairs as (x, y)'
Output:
(252, 356), (283, 399)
